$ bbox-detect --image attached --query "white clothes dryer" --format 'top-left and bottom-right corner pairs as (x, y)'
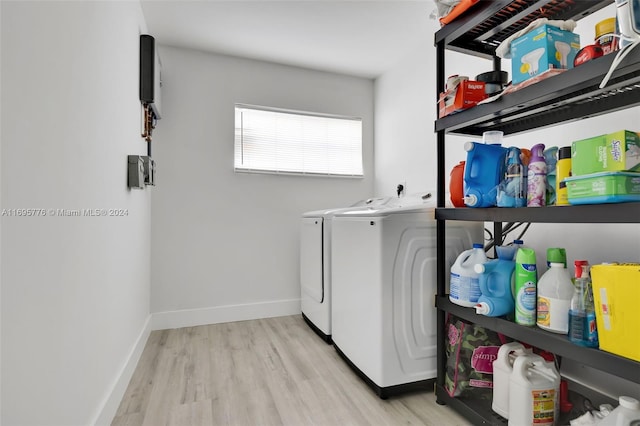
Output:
(330, 193), (482, 398)
(300, 197), (390, 343)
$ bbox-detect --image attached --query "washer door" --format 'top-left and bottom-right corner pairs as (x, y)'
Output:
(300, 217), (324, 303)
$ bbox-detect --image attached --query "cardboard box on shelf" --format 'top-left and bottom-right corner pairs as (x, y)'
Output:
(591, 264), (640, 362)
(571, 130), (640, 176)
(511, 24), (580, 85)
(438, 80), (486, 118)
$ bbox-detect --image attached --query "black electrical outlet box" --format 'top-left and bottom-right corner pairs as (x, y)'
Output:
(140, 34), (161, 119)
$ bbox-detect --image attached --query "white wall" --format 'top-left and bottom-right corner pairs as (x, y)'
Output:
(150, 46), (374, 322)
(374, 4), (640, 398)
(1, 2), (151, 424)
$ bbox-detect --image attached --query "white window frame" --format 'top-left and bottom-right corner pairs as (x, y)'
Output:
(234, 104), (363, 177)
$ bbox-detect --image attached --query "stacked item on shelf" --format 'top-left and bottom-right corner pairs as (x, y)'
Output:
(591, 263), (640, 362)
(567, 130), (640, 205)
(491, 340), (640, 425)
(433, 0), (480, 27)
(448, 240), (640, 363)
(438, 75), (487, 118)
(434, 1), (640, 424)
(449, 129), (640, 208)
(446, 242), (640, 424)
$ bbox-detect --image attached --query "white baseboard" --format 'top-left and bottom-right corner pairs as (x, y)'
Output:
(92, 315), (152, 426)
(150, 298), (301, 330)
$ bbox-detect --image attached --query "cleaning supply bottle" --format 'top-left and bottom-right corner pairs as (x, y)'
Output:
(463, 142), (507, 208)
(596, 396), (640, 425)
(492, 342), (532, 419)
(556, 146), (572, 206)
(546, 247), (567, 269)
(503, 239), (524, 260)
(537, 262), (575, 334)
(527, 143), (547, 207)
(449, 243), (488, 307)
(450, 161), (466, 207)
(569, 261), (599, 347)
(514, 248), (537, 326)
(508, 353), (561, 426)
(497, 147), (527, 208)
(474, 245), (516, 317)
(544, 146), (558, 205)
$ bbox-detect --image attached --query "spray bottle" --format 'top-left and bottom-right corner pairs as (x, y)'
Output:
(497, 147), (527, 208)
(568, 261), (599, 347)
(514, 248), (537, 326)
(527, 144), (547, 207)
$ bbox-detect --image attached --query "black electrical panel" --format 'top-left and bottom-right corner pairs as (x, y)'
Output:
(139, 34), (161, 119)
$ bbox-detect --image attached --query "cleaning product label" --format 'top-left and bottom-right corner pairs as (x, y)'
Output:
(599, 287), (612, 331)
(537, 296), (551, 327)
(516, 275), (537, 325)
(537, 296), (571, 333)
(516, 283), (537, 325)
(568, 310), (599, 346)
(450, 274), (481, 304)
(532, 389), (556, 425)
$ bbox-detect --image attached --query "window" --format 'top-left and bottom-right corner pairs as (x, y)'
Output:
(234, 104), (363, 177)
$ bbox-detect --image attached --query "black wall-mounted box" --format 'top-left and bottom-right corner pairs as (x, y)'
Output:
(139, 34), (162, 119)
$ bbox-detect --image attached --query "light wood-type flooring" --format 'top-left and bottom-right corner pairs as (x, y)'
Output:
(112, 314), (471, 426)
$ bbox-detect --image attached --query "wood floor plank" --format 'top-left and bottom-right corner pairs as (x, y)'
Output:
(113, 315), (471, 426)
(167, 399), (214, 426)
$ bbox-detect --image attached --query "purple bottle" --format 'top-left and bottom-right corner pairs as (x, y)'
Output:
(527, 144), (546, 207)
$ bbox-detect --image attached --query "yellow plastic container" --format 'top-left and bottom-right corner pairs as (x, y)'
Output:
(591, 264), (640, 362)
(595, 18), (618, 54)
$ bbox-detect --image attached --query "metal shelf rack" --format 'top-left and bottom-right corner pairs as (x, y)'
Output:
(434, 1), (640, 423)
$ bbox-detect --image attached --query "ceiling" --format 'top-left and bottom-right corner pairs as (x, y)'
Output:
(140, 0), (440, 79)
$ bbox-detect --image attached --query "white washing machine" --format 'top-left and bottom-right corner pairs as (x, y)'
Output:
(300, 197), (390, 343)
(330, 193), (482, 398)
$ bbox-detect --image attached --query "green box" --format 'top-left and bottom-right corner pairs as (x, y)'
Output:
(566, 171), (640, 205)
(571, 130), (640, 176)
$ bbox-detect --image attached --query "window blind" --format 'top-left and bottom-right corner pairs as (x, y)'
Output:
(234, 104), (363, 177)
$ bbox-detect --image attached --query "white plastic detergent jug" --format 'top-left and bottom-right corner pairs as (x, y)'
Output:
(537, 262), (574, 334)
(596, 396), (640, 426)
(492, 342), (532, 419)
(449, 243), (488, 307)
(508, 353), (560, 426)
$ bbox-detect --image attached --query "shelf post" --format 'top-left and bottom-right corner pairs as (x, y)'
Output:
(435, 38), (447, 403)
(493, 55), (501, 72)
(493, 222), (503, 258)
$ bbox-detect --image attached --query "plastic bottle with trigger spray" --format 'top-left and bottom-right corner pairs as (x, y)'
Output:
(568, 261), (599, 347)
(527, 143), (547, 207)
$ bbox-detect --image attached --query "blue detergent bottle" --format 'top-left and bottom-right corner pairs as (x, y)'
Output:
(474, 244), (517, 317)
(463, 141), (508, 208)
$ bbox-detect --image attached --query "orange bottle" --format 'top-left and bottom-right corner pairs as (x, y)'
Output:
(450, 161), (466, 207)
